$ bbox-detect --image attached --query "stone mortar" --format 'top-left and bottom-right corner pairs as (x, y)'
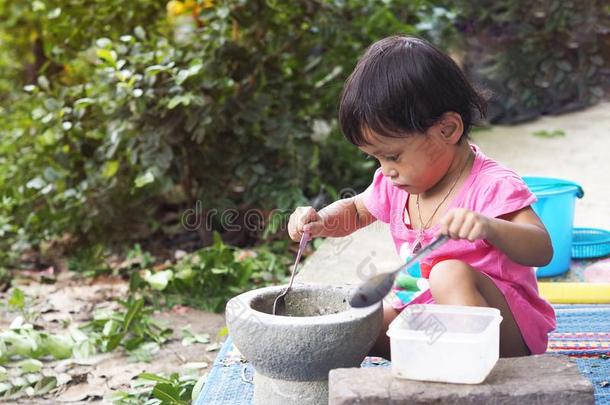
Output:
(225, 283), (383, 405)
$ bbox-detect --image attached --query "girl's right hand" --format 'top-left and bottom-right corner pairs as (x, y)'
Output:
(288, 206), (324, 242)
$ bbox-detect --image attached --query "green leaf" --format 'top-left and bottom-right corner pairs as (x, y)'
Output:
(138, 372), (171, 384)
(33, 376), (57, 395)
(127, 341), (159, 362)
(47, 7), (61, 19)
(32, 1), (46, 11)
(16, 359), (43, 373)
(134, 26), (146, 40)
(96, 48), (117, 65)
(123, 298), (144, 331)
(152, 383), (187, 404)
(37, 76), (50, 90)
(167, 95), (191, 109)
(8, 288), (25, 310)
(102, 319), (121, 336)
(191, 373), (207, 401)
(217, 326), (229, 338)
(2, 330), (36, 357)
(180, 327), (210, 346)
(73, 98), (95, 110)
(314, 66), (343, 88)
(210, 267), (228, 275)
(72, 339), (96, 360)
(102, 160), (120, 178)
(40, 334), (73, 359)
(124, 336), (144, 351)
(134, 171), (155, 188)
(105, 333), (124, 352)
(144, 270), (173, 291)
(532, 129), (566, 138)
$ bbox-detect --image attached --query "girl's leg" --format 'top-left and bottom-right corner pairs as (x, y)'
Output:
(367, 302), (399, 360)
(428, 259), (531, 357)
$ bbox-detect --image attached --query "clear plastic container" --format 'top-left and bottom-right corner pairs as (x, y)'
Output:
(386, 304), (502, 384)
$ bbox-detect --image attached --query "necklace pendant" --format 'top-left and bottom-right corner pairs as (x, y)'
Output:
(411, 234), (423, 255)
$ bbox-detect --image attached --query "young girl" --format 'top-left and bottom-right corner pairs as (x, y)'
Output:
(287, 35), (556, 358)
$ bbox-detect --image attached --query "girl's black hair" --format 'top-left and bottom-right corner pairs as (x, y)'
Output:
(339, 35), (487, 146)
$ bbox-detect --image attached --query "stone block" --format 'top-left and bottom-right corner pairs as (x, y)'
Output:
(329, 354), (594, 405)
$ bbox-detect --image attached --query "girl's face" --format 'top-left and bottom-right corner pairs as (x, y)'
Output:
(358, 126), (454, 195)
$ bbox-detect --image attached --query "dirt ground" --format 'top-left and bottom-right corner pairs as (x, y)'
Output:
(0, 272), (226, 404)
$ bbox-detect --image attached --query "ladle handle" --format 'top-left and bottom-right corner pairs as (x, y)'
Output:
(404, 235), (448, 269)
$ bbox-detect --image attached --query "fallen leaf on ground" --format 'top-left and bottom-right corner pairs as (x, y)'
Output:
(206, 342), (221, 352)
(182, 362), (208, 370)
(57, 383), (102, 402)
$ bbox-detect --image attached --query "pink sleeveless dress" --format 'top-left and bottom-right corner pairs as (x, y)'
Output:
(362, 144), (556, 354)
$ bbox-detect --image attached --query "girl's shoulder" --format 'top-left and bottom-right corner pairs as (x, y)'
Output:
(361, 167), (398, 223)
(477, 154), (525, 185)
(463, 145), (536, 218)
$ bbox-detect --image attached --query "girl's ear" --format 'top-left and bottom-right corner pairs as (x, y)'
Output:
(438, 112), (464, 145)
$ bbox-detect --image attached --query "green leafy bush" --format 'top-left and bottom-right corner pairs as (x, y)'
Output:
(456, 0), (610, 123)
(80, 296), (173, 354)
(112, 371), (204, 405)
(0, 0), (439, 265)
(2, 0), (606, 268)
(132, 232), (293, 312)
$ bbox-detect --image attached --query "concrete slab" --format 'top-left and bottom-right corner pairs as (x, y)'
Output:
(295, 221), (400, 286)
(329, 355), (594, 405)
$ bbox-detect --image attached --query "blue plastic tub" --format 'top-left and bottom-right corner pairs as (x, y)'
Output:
(523, 177), (584, 278)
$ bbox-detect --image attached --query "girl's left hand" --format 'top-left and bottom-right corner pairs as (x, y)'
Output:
(437, 208), (491, 242)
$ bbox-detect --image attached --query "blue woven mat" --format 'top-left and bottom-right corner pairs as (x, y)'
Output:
(196, 305), (610, 405)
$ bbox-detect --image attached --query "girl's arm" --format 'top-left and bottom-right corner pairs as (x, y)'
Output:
(288, 194), (376, 241)
(486, 208), (553, 267)
(438, 207), (553, 267)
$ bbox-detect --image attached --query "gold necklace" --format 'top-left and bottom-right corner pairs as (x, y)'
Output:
(412, 152), (472, 254)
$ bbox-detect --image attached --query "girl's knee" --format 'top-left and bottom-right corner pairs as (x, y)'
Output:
(428, 259), (477, 297)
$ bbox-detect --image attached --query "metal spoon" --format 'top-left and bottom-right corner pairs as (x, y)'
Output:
(349, 235), (448, 308)
(272, 231), (311, 315)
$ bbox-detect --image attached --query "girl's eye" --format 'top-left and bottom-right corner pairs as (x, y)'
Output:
(385, 155), (399, 162)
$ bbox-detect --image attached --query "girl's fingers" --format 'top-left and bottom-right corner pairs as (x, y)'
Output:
(467, 222), (483, 242)
(289, 207), (307, 241)
(303, 220), (323, 236)
(287, 206), (321, 241)
(458, 213), (476, 239)
(447, 213), (465, 239)
(298, 207), (319, 231)
(438, 210), (489, 242)
(439, 212), (453, 237)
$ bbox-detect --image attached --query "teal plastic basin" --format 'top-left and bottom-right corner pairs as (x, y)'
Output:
(523, 177), (584, 278)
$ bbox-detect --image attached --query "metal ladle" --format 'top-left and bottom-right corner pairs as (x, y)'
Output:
(349, 235), (448, 308)
(272, 231), (311, 315)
